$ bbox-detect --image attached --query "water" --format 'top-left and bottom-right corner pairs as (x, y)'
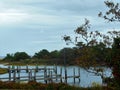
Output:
(0, 64), (112, 87)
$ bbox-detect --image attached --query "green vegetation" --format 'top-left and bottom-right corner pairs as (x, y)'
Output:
(0, 68), (8, 74)
(111, 38), (120, 86)
(2, 46), (111, 66)
(0, 81), (114, 90)
(99, 0), (120, 87)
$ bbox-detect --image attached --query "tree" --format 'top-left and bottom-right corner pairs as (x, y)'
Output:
(50, 50), (60, 58)
(3, 53), (14, 61)
(63, 18), (120, 81)
(99, 0), (120, 86)
(63, 19), (104, 67)
(98, 0), (120, 22)
(112, 38), (120, 85)
(13, 52), (30, 61)
(33, 49), (50, 59)
(59, 48), (76, 65)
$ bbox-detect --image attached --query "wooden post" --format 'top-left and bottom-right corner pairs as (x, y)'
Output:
(26, 65), (29, 73)
(73, 68), (75, 84)
(54, 65), (57, 74)
(17, 66), (18, 73)
(55, 65), (57, 81)
(17, 70), (20, 83)
(13, 70), (16, 82)
(34, 70), (36, 81)
(102, 71), (104, 85)
(8, 66), (11, 81)
(8, 65), (10, 72)
(64, 67), (67, 84)
(35, 65), (38, 72)
(12, 65), (15, 73)
(50, 71), (53, 83)
(48, 68), (50, 83)
(44, 66), (47, 84)
(30, 70), (33, 81)
(78, 67), (80, 83)
(60, 67), (62, 83)
(28, 70), (31, 82)
(28, 70), (32, 81)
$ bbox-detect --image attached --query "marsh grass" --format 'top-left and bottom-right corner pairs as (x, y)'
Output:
(0, 68), (8, 74)
(0, 81), (115, 90)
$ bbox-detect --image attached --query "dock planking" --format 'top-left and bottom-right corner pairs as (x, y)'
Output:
(0, 65), (80, 84)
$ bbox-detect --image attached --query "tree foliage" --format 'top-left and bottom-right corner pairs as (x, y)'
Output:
(13, 52), (30, 61)
(98, 0), (120, 86)
(99, 0), (120, 22)
(63, 18), (120, 79)
(112, 38), (120, 85)
(50, 50), (60, 58)
(63, 19), (111, 67)
(3, 54), (13, 61)
(4, 52), (30, 61)
(33, 49), (50, 59)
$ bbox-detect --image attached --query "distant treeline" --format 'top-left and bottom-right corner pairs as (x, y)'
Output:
(3, 43), (111, 65)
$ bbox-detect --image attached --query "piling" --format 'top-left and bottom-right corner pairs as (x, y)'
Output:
(54, 65), (58, 81)
(8, 66), (11, 81)
(73, 68), (75, 84)
(35, 65), (38, 72)
(13, 70), (16, 82)
(12, 66), (15, 73)
(28, 70), (31, 81)
(44, 66), (47, 84)
(50, 71), (53, 83)
(26, 65), (29, 73)
(17, 66), (19, 73)
(64, 67), (67, 84)
(34, 70), (36, 81)
(60, 67), (62, 83)
(78, 67), (80, 83)
(17, 70), (20, 83)
(48, 68), (51, 83)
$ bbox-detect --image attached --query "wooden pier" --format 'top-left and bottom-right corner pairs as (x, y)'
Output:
(0, 65), (80, 84)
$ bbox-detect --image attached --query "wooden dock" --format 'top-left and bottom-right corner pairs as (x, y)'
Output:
(0, 65), (80, 84)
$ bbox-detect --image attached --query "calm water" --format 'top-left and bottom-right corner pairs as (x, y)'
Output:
(0, 64), (112, 87)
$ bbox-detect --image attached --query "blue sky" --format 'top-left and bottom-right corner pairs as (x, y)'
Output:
(0, 0), (120, 56)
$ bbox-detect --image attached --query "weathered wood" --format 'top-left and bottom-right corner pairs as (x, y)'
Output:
(0, 65), (81, 84)
(64, 67), (67, 84)
(73, 68), (75, 84)
(17, 70), (20, 83)
(35, 65), (38, 72)
(13, 70), (16, 82)
(54, 65), (58, 81)
(11, 66), (15, 73)
(60, 67), (62, 83)
(8, 66), (11, 81)
(44, 66), (47, 84)
(78, 67), (80, 83)
(34, 70), (36, 81)
(26, 65), (29, 73)
(28, 70), (31, 81)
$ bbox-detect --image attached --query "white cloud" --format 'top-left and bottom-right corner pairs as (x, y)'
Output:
(0, 9), (29, 25)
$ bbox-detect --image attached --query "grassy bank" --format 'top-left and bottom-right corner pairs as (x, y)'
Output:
(0, 59), (62, 66)
(0, 57), (77, 66)
(0, 68), (8, 74)
(0, 81), (114, 90)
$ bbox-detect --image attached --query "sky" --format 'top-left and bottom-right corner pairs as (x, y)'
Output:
(0, 0), (120, 56)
